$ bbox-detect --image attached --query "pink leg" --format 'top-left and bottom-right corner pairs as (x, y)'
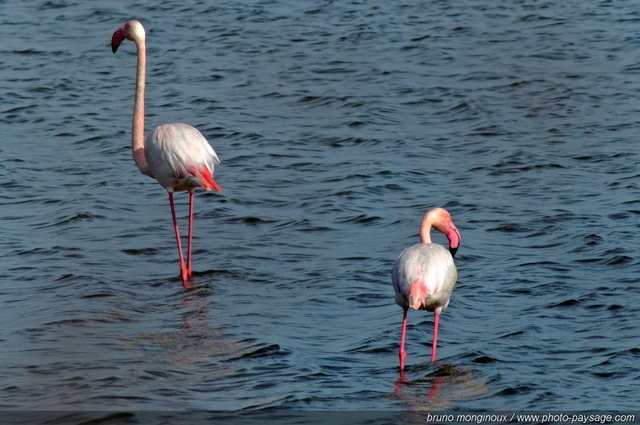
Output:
(186, 191), (194, 277)
(431, 313), (440, 363)
(399, 307), (408, 370)
(168, 192), (188, 285)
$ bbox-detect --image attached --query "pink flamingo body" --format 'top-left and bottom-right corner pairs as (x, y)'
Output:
(392, 208), (461, 370)
(111, 21), (222, 287)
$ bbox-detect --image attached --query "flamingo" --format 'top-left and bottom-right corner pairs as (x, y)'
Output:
(392, 207), (461, 370)
(111, 20), (222, 287)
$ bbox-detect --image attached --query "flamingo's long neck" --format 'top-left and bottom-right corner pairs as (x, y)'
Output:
(132, 37), (152, 177)
(420, 221), (432, 244)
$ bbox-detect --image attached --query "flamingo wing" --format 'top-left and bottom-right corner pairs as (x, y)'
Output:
(145, 123), (221, 192)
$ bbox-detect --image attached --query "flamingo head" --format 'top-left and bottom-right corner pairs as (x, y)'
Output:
(421, 207), (461, 257)
(111, 21), (146, 53)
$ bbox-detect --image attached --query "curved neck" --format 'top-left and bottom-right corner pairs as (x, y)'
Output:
(132, 38), (152, 177)
(419, 220), (432, 244)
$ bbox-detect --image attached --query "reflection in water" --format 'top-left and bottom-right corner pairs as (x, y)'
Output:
(394, 363), (490, 411)
(121, 285), (250, 366)
(167, 287), (250, 365)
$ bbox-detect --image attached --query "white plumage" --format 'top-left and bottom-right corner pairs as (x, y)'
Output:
(393, 243), (457, 313)
(145, 123), (221, 193)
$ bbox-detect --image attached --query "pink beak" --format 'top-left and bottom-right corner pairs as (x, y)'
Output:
(446, 220), (461, 258)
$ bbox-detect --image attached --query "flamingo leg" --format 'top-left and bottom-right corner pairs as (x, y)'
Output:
(186, 191), (194, 277)
(431, 313), (440, 363)
(168, 192), (189, 286)
(399, 307), (408, 371)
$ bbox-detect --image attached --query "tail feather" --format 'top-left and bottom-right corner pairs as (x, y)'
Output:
(187, 166), (222, 192)
(409, 280), (429, 310)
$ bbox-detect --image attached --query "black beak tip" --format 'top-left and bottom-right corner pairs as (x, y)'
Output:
(449, 246), (458, 258)
(111, 44), (119, 54)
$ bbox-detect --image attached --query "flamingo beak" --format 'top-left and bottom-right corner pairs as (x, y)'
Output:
(446, 220), (461, 258)
(111, 27), (126, 53)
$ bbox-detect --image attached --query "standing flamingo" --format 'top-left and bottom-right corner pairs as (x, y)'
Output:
(111, 20), (222, 287)
(392, 207), (461, 370)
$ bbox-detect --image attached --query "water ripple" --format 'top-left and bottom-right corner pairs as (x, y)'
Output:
(1, 0), (639, 414)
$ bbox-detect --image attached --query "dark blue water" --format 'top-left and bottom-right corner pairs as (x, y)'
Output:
(1, 0), (639, 417)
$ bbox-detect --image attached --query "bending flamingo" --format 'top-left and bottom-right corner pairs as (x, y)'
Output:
(392, 208), (461, 370)
(111, 21), (222, 287)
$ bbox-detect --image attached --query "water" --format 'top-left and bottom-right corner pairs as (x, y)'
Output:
(1, 0), (639, 417)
